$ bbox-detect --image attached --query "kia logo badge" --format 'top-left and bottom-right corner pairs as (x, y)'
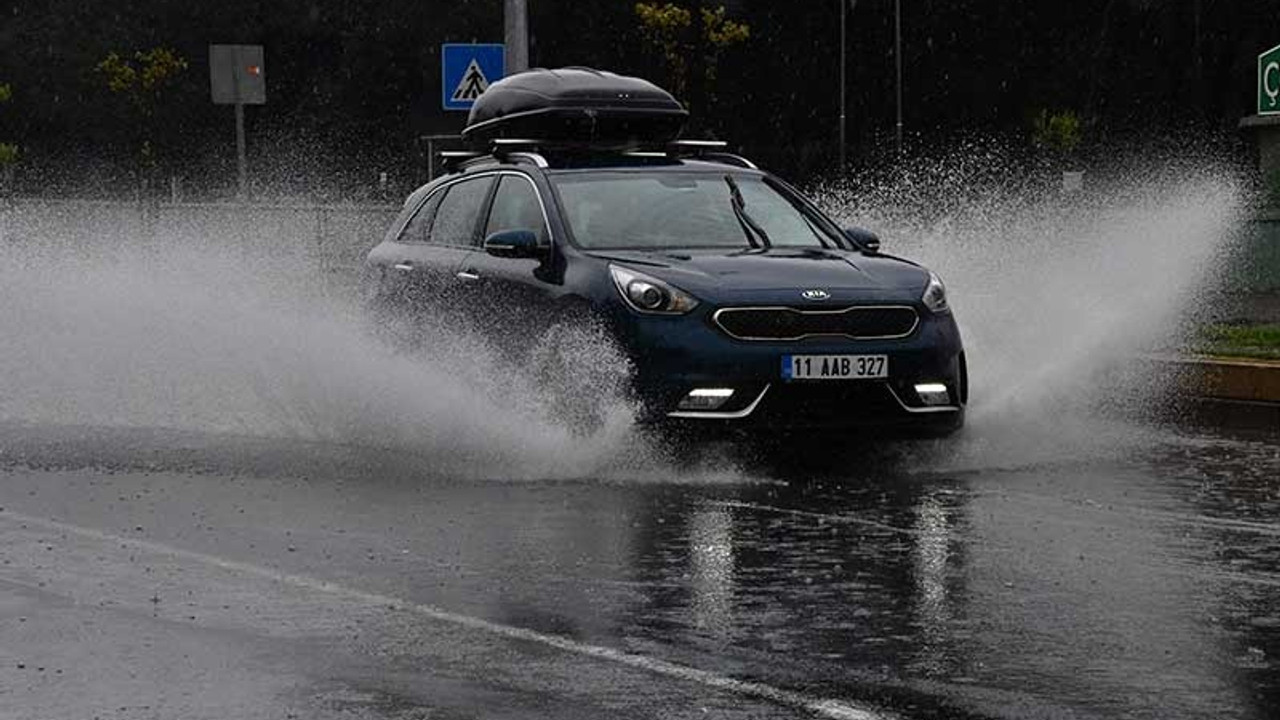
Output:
(801, 289), (831, 300)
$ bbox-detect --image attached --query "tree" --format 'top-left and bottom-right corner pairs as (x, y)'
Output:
(94, 47), (189, 190)
(1030, 109), (1083, 155)
(634, 2), (749, 126)
(0, 82), (15, 195)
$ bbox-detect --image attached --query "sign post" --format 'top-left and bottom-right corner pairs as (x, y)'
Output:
(210, 45), (266, 199)
(442, 44), (504, 112)
(1261, 43), (1280, 116)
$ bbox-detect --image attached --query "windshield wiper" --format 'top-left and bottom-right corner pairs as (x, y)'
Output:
(724, 175), (772, 250)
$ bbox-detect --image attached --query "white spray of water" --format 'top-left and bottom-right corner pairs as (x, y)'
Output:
(0, 202), (669, 480)
(0, 151), (1247, 479)
(816, 147), (1247, 470)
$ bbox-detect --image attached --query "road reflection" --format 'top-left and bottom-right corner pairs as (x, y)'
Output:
(688, 507), (736, 639)
(461, 430), (1279, 719)
(909, 491), (958, 680)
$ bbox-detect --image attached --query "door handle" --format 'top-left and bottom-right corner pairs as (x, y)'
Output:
(393, 262), (415, 272)
(456, 270), (481, 282)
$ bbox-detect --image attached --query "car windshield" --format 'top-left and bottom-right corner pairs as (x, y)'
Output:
(550, 171), (839, 250)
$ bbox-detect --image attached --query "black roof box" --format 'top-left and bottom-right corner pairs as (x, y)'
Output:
(461, 67), (688, 148)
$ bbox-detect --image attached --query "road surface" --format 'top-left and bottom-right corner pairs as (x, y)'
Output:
(0, 419), (1276, 720)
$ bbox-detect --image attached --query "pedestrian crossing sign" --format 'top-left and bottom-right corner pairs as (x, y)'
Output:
(442, 44), (504, 111)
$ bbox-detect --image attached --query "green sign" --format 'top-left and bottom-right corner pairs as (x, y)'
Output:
(1261, 43), (1280, 115)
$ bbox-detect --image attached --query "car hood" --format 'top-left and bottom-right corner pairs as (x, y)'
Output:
(587, 247), (930, 304)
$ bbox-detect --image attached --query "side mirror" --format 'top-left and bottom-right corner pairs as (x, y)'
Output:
(483, 229), (542, 259)
(843, 227), (881, 253)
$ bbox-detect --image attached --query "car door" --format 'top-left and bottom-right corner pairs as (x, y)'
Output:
(458, 173), (564, 346)
(371, 174), (496, 320)
(366, 185), (443, 313)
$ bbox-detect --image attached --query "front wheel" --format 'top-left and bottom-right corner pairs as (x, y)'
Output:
(526, 318), (635, 437)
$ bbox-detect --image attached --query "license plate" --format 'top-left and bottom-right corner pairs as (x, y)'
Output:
(782, 354), (888, 381)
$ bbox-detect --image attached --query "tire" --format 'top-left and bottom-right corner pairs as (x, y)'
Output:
(526, 317), (633, 437)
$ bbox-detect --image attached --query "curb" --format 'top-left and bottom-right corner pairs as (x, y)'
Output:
(1164, 356), (1280, 405)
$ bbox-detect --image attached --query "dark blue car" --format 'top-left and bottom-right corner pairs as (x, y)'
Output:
(365, 69), (966, 436)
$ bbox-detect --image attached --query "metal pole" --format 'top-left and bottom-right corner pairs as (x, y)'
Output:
(422, 134), (460, 183)
(504, 0), (529, 73)
(427, 137), (436, 182)
(235, 102), (247, 199)
(894, 0), (903, 155)
(839, 0), (846, 169)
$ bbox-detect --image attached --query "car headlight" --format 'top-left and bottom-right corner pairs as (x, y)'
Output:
(609, 264), (700, 315)
(921, 272), (949, 313)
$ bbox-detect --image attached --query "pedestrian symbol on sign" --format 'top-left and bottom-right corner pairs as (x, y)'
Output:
(451, 59), (490, 103)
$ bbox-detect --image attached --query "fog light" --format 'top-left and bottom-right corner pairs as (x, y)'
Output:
(914, 383), (951, 406)
(677, 388), (735, 411)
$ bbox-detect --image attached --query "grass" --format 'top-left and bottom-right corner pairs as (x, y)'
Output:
(1194, 324), (1280, 361)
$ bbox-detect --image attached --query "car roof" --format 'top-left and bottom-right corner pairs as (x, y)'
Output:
(403, 151), (764, 207)
(449, 153), (760, 176)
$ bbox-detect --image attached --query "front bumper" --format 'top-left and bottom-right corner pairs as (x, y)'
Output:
(608, 303), (966, 430)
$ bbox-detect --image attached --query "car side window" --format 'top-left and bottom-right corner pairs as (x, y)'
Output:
(396, 189), (444, 244)
(484, 175), (549, 244)
(428, 176), (495, 246)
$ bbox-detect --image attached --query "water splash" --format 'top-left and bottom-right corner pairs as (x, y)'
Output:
(0, 146), (1249, 480)
(813, 142), (1247, 470)
(0, 202), (658, 480)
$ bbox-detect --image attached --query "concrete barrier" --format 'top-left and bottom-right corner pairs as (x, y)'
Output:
(1167, 355), (1280, 404)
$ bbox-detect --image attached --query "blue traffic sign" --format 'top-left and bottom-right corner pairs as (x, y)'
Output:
(442, 44), (504, 111)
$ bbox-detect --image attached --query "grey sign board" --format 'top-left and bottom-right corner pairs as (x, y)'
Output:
(210, 44), (266, 105)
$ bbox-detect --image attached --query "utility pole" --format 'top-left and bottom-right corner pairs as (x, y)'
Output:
(894, 0), (903, 155)
(839, 1), (863, 168)
(235, 102), (247, 199)
(839, 0), (847, 169)
(505, 0), (529, 73)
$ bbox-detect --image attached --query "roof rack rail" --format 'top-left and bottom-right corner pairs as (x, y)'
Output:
(491, 138), (543, 149)
(506, 151), (550, 168)
(439, 150), (486, 175)
(438, 137), (755, 174)
(438, 143), (551, 176)
(488, 139), (550, 168)
(665, 140), (758, 169)
(668, 139), (728, 151)
(697, 152), (758, 170)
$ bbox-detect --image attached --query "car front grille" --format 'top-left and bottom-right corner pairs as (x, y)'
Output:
(712, 305), (919, 341)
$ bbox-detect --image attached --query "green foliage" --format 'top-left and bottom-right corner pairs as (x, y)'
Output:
(0, 82), (14, 171)
(95, 47), (188, 115)
(702, 6), (750, 46)
(634, 2), (749, 102)
(94, 48), (188, 176)
(1030, 109), (1083, 155)
(635, 2), (691, 36)
(1195, 324), (1280, 360)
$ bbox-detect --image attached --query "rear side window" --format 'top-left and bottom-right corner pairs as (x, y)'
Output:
(429, 176), (495, 246)
(396, 189), (444, 244)
(484, 175), (548, 243)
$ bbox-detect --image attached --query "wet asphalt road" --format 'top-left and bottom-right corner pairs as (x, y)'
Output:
(0, 419), (1277, 720)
